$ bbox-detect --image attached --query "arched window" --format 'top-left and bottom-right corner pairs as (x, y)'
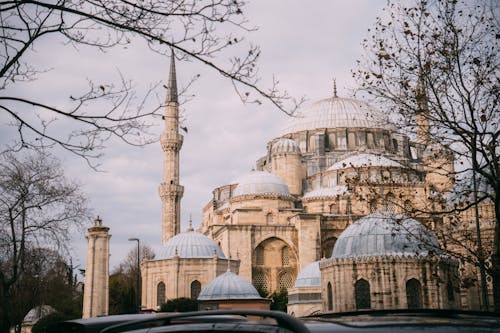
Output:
(329, 202), (339, 214)
(447, 281), (455, 303)
(191, 280), (201, 299)
(266, 213), (273, 224)
(279, 271), (294, 290)
(281, 246), (290, 266)
(345, 197), (352, 214)
(385, 192), (396, 212)
(369, 199), (377, 213)
(255, 245), (264, 265)
(327, 282), (333, 311)
(355, 279), (371, 310)
(404, 199), (412, 213)
(157, 282), (166, 306)
(406, 278), (423, 309)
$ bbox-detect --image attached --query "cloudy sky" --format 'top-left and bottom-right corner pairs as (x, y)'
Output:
(1, 1), (387, 271)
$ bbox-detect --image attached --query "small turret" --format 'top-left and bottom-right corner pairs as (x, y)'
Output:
(82, 216), (111, 318)
(269, 138), (303, 196)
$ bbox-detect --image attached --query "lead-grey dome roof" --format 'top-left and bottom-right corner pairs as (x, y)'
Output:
(332, 212), (441, 259)
(293, 261), (321, 288)
(159, 231), (226, 259)
(23, 305), (56, 323)
(197, 271), (263, 300)
(233, 171), (290, 197)
(283, 97), (388, 134)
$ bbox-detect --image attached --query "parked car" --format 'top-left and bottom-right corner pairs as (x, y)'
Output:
(55, 309), (500, 333)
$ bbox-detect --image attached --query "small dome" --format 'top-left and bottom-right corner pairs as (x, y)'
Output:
(159, 231), (226, 259)
(23, 305), (56, 323)
(332, 212), (441, 259)
(197, 271), (263, 300)
(327, 153), (403, 171)
(283, 97), (388, 134)
(302, 186), (348, 199)
(233, 171), (290, 197)
(271, 138), (301, 154)
(293, 261), (321, 288)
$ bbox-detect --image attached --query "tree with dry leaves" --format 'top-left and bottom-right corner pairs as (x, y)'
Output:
(354, 0), (499, 311)
(0, 150), (90, 333)
(0, 0), (301, 165)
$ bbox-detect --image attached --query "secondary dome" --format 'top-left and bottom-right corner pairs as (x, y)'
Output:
(293, 261), (321, 288)
(159, 231), (226, 259)
(197, 271), (263, 300)
(327, 153), (403, 171)
(23, 305), (56, 323)
(283, 97), (387, 134)
(271, 138), (301, 154)
(332, 212), (441, 259)
(233, 171), (290, 197)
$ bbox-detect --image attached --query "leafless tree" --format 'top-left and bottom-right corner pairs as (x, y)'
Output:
(0, 0), (302, 165)
(353, 0), (499, 310)
(0, 150), (90, 333)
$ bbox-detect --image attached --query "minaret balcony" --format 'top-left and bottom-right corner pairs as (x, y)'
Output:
(160, 133), (184, 151)
(159, 182), (184, 198)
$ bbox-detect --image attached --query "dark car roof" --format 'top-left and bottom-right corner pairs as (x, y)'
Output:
(55, 314), (158, 333)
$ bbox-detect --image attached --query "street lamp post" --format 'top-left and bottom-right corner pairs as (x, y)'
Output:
(128, 238), (140, 313)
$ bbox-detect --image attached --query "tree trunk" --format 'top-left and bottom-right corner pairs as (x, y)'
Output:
(0, 283), (11, 333)
(492, 199), (500, 312)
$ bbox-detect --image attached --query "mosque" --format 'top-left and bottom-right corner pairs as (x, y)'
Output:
(83, 53), (494, 317)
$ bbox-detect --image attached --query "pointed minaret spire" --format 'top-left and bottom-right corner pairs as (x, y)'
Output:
(159, 50), (184, 244)
(186, 214), (194, 232)
(333, 79), (338, 98)
(415, 72), (430, 144)
(167, 50), (178, 103)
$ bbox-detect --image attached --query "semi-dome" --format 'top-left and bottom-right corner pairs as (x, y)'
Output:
(271, 138), (301, 154)
(283, 97), (388, 134)
(327, 153), (403, 171)
(233, 171), (290, 197)
(159, 231), (226, 259)
(293, 261), (321, 288)
(197, 271), (263, 300)
(332, 212), (441, 259)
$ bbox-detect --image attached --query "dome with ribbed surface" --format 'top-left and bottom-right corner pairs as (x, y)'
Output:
(197, 271), (263, 300)
(327, 153), (402, 171)
(293, 261), (321, 288)
(271, 138), (301, 154)
(283, 97), (388, 134)
(233, 171), (290, 197)
(332, 212), (441, 259)
(159, 231), (226, 259)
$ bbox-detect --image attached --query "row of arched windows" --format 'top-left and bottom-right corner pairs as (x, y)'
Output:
(326, 278), (424, 311)
(156, 280), (202, 306)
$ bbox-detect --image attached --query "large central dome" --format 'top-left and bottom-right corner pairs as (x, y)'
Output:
(283, 97), (387, 134)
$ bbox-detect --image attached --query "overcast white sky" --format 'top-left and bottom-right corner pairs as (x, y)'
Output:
(1, 1), (388, 272)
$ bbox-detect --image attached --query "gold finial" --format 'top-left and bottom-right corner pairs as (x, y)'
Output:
(333, 79), (338, 98)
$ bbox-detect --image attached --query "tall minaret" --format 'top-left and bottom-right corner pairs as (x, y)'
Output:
(415, 74), (430, 145)
(159, 51), (184, 244)
(82, 216), (110, 318)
